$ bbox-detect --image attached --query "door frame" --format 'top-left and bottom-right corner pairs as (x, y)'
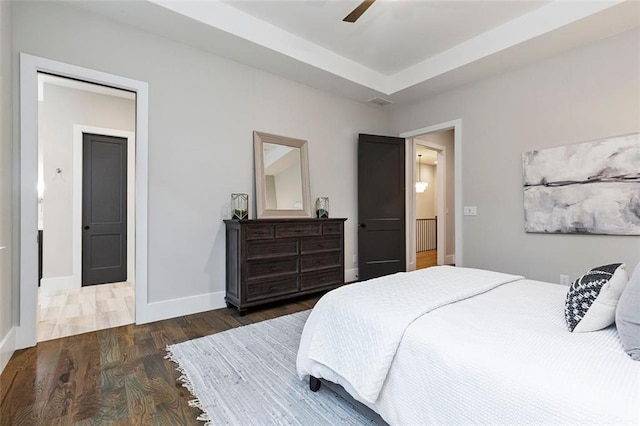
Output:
(73, 126), (135, 289)
(17, 53), (149, 349)
(412, 141), (446, 268)
(400, 119), (463, 270)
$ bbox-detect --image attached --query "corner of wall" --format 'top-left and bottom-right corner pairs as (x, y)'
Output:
(0, 0), (16, 374)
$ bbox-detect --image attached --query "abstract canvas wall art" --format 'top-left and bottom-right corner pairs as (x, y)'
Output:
(522, 133), (640, 235)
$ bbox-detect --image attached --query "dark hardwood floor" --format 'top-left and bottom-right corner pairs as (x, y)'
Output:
(0, 296), (320, 425)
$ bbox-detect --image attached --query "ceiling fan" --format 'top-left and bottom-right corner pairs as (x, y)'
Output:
(343, 0), (376, 23)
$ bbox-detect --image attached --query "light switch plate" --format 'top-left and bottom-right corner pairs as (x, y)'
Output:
(463, 206), (478, 216)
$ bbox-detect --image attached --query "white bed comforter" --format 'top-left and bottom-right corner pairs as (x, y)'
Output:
(298, 276), (640, 425)
(297, 266), (523, 404)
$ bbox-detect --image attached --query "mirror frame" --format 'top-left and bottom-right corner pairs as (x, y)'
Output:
(254, 131), (312, 218)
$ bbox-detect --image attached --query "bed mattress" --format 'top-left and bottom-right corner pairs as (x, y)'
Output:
(298, 278), (640, 425)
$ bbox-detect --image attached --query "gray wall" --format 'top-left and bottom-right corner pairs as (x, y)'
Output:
(0, 0), (14, 362)
(391, 28), (640, 283)
(13, 1), (388, 302)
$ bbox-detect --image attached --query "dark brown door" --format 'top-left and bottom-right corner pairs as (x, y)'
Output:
(358, 134), (406, 281)
(82, 133), (127, 286)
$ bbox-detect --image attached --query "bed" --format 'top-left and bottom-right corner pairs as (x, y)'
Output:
(296, 266), (640, 425)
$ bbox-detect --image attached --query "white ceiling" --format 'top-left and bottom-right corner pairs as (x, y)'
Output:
(73, 0), (640, 106)
(220, 0), (550, 75)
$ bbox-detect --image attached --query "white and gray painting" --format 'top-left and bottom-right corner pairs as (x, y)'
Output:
(522, 133), (640, 235)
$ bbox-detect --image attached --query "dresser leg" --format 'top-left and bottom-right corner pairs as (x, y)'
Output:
(238, 308), (246, 316)
(309, 376), (321, 392)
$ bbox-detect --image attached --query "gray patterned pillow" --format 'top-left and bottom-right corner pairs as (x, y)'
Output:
(615, 263), (640, 360)
(565, 263), (628, 333)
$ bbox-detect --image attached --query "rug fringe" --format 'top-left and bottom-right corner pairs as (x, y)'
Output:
(165, 345), (213, 425)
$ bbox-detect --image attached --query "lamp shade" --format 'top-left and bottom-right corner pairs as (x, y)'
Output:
(415, 181), (428, 193)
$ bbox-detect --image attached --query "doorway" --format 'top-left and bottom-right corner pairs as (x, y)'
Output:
(400, 121), (461, 271)
(18, 53), (149, 350)
(415, 146), (439, 269)
(36, 73), (136, 341)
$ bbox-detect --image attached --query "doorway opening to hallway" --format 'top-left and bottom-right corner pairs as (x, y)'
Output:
(36, 73), (136, 341)
(415, 146), (439, 269)
(410, 129), (456, 270)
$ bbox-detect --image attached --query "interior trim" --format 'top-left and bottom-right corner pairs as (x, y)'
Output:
(400, 119), (463, 268)
(17, 53), (150, 348)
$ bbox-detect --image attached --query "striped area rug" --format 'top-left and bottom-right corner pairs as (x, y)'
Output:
(166, 310), (383, 425)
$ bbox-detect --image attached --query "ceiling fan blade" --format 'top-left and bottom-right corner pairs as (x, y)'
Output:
(343, 0), (376, 23)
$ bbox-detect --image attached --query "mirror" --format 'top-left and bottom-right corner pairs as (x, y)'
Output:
(254, 131), (311, 218)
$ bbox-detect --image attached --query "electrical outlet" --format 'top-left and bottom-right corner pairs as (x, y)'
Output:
(352, 255), (358, 266)
(560, 274), (570, 286)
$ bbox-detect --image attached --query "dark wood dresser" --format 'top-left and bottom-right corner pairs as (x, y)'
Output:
(224, 218), (347, 313)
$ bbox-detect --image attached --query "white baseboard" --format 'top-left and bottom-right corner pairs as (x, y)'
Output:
(40, 275), (76, 292)
(137, 290), (226, 324)
(0, 327), (15, 375)
(446, 254), (455, 265)
(345, 268), (358, 283)
(136, 269), (366, 325)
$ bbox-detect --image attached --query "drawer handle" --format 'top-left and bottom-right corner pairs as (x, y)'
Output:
(268, 286), (278, 291)
(270, 266), (278, 271)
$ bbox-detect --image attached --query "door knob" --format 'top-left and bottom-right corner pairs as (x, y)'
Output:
(83, 226), (90, 230)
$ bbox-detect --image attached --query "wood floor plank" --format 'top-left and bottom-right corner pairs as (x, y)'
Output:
(43, 345), (78, 420)
(70, 334), (101, 423)
(126, 395), (156, 426)
(1, 294), (322, 425)
(417, 249), (438, 269)
(99, 328), (122, 366)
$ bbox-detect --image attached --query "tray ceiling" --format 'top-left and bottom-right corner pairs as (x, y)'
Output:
(74, 0), (640, 106)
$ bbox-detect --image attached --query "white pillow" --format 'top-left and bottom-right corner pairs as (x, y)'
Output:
(565, 263), (628, 333)
(615, 263), (640, 360)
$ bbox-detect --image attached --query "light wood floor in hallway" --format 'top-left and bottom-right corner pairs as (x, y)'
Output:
(38, 281), (134, 342)
(417, 250), (438, 269)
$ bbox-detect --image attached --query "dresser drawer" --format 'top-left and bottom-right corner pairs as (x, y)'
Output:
(275, 222), (322, 238)
(301, 251), (341, 272)
(247, 240), (298, 260)
(247, 257), (298, 280)
(225, 218), (346, 314)
(246, 275), (298, 301)
(246, 224), (274, 240)
(300, 236), (341, 254)
(322, 222), (343, 235)
(300, 269), (343, 290)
